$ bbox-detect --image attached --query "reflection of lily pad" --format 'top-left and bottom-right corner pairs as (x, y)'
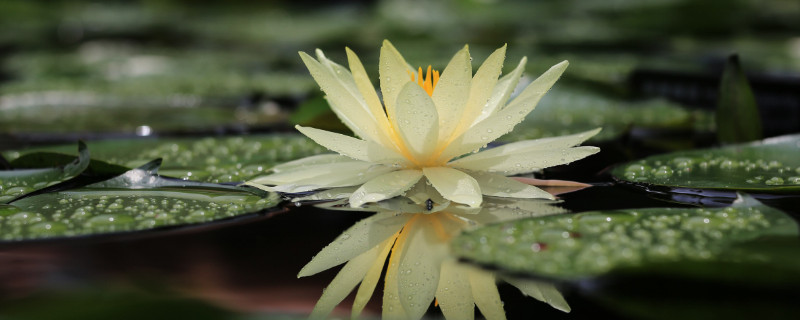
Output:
(499, 88), (709, 142)
(452, 195), (798, 280)
(4, 135), (327, 183)
(0, 142), (89, 204)
(1, 162), (280, 241)
(612, 134), (800, 193)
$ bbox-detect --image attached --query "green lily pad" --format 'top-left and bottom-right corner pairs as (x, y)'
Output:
(499, 88), (709, 143)
(452, 195), (798, 280)
(0, 142), (89, 204)
(612, 134), (800, 193)
(0, 162), (280, 241)
(3, 134), (327, 183)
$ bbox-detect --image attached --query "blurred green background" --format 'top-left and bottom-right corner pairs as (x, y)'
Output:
(2, 0), (798, 147)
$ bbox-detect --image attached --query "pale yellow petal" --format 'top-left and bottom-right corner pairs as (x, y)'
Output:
(453, 128), (601, 164)
(437, 61), (569, 163)
(308, 241), (385, 319)
(394, 82), (439, 160)
(473, 57), (527, 124)
(270, 154), (355, 173)
(299, 51), (383, 142)
(352, 234), (397, 319)
(431, 45), (472, 142)
(383, 231), (409, 320)
(404, 178), (449, 206)
(298, 212), (412, 277)
(346, 47), (398, 150)
(397, 219), (447, 320)
(291, 186), (358, 202)
(379, 40), (414, 126)
(296, 125), (406, 164)
(469, 269), (506, 320)
(450, 45), (506, 140)
(423, 167), (483, 207)
(435, 260), (474, 320)
(450, 146), (600, 176)
(349, 169), (423, 207)
(504, 277), (571, 312)
(256, 163), (394, 193)
(468, 171), (555, 200)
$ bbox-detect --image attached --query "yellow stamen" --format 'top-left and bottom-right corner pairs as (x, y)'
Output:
(407, 65), (440, 96)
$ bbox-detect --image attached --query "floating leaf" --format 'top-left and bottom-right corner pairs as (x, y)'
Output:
(612, 133), (800, 193)
(3, 135), (327, 183)
(716, 54), (762, 144)
(0, 142), (89, 204)
(452, 195), (798, 280)
(0, 161), (279, 241)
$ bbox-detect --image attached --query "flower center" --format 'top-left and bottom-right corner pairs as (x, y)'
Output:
(408, 65), (439, 96)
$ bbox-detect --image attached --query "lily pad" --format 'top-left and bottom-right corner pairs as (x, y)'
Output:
(499, 88), (709, 143)
(452, 195), (798, 280)
(0, 162), (279, 241)
(0, 142), (89, 204)
(612, 134), (800, 193)
(3, 135), (327, 183)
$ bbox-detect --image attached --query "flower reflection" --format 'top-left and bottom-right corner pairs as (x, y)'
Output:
(248, 40), (600, 208)
(299, 196), (571, 319)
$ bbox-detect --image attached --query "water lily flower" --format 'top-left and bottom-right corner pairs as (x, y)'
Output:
(248, 41), (599, 208)
(299, 197), (571, 320)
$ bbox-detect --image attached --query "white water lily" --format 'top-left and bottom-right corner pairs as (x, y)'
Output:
(247, 40), (600, 208)
(301, 197), (571, 320)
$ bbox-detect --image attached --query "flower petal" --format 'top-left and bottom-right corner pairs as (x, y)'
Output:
(393, 82), (440, 161)
(384, 230), (410, 320)
(349, 169), (423, 207)
(346, 47), (398, 150)
(436, 260), (475, 320)
(455, 128), (601, 164)
(504, 277), (571, 312)
(291, 186), (359, 202)
(432, 45), (472, 142)
(270, 154), (356, 173)
(296, 125), (407, 164)
(437, 61), (569, 163)
(455, 201), (565, 225)
(473, 57), (527, 124)
(252, 162), (394, 193)
(299, 51), (383, 142)
(298, 212), (412, 277)
(352, 234), (397, 319)
(423, 167), (483, 207)
(380, 40), (414, 126)
(308, 240), (386, 319)
(469, 269), (506, 320)
(450, 146), (600, 176)
(468, 171), (554, 200)
(404, 178), (449, 206)
(397, 217), (447, 320)
(451, 45), (506, 140)
(251, 160), (375, 184)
